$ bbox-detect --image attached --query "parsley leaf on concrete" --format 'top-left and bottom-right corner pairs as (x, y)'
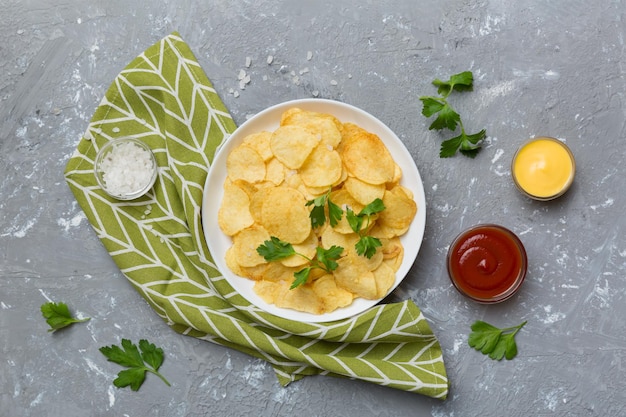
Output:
(419, 70), (486, 158)
(468, 320), (526, 360)
(99, 339), (171, 391)
(40, 301), (90, 333)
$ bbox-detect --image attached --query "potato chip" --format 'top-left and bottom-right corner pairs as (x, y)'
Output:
(265, 157), (285, 186)
(343, 176), (385, 205)
(254, 280), (324, 314)
(320, 226), (358, 252)
(280, 108), (344, 146)
(243, 131), (274, 161)
(340, 124), (395, 185)
(232, 225), (270, 267)
(300, 144), (342, 188)
(218, 180), (254, 236)
(245, 261), (299, 282)
(225, 246), (245, 276)
(281, 231), (317, 267)
(329, 189), (364, 234)
(270, 125), (319, 169)
(334, 254), (378, 300)
(378, 186), (417, 230)
(226, 143), (266, 183)
(312, 275), (354, 312)
(372, 261), (396, 298)
(260, 186), (311, 244)
(381, 237), (404, 272)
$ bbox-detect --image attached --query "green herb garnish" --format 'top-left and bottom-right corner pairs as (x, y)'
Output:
(99, 339), (171, 391)
(346, 198), (385, 258)
(468, 320), (527, 360)
(419, 70), (486, 158)
(306, 188), (343, 228)
(40, 301), (90, 333)
(257, 236), (343, 289)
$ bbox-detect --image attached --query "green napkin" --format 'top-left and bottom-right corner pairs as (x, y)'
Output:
(64, 32), (449, 399)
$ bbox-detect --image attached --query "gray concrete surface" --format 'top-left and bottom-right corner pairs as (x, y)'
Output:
(2, 0), (626, 416)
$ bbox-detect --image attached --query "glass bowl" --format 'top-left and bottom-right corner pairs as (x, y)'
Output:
(447, 224), (527, 303)
(511, 136), (575, 201)
(94, 138), (157, 200)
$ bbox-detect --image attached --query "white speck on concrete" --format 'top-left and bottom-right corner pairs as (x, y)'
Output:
(107, 385), (116, 408)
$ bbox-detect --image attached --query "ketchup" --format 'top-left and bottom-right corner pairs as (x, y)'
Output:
(447, 224), (527, 303)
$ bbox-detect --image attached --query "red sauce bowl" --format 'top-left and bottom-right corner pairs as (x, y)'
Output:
(447, 224), (527, 303)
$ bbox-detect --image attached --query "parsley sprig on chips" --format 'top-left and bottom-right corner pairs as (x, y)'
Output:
(306, 187), (343, 228)
(346, 198), (386, 258)
(257, 237), (343, 289)
(419, 70), (486, 158)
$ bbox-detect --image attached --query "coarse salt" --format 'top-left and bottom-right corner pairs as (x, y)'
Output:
(100, 141), (155, 196)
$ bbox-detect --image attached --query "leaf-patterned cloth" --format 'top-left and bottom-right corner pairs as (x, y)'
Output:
(64, 32), (449, 399)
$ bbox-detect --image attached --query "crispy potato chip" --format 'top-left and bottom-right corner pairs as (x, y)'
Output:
(227, 143), (266, 183)
(320, 226), (358, 252)
(372, 261), (396, 298)
(381, 237), (404, 272)
(343, 176), (385, 205)
(270, 125), (319, 169)
(391, 163), (403, 184)
(265, 157), (285, 186)
(281, 232), (317, 267)
(340, 124), (395, 185)
(300, 144), (342, 188)
(260, 187), (311, 244)
(243, 131), (274, 161)
(281, 108), (343, 142)
(254, 280), (324, 314)
(232, 225), (270, 267)
(225, 246), (245, 276)
(218, 180), (254, 236)
(312, 274), (354, 312)
(378, 186), (417, 230)
(334, 254), (378, 300)
(245, 261), (299, 282)
(329, 189), (364, 234)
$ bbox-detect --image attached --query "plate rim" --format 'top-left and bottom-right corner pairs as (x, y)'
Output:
(201, 98), (426, 323)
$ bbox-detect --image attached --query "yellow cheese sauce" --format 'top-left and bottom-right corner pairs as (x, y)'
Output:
(512, 137), (575, 200)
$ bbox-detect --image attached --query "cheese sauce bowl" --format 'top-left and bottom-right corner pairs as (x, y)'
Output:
(94, 138), (157, 200)
(511, 136), (575, 201)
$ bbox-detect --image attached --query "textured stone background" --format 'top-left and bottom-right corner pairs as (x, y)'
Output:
(2, 0), (626, 416)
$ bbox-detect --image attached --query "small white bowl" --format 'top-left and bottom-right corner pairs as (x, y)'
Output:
(94, 138), (157, 200)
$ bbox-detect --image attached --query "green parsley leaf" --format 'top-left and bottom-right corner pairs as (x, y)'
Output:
(258, 237), (344, 289)
(99, 339), (171, 391)
(468, 320), (526, 361)
(432, 71), (474, 96)
(40, 301), (90, 333)
(328, 198), (343, 228)
(346, 199), (385, 259)
(355, 236), (383, 259)
(315, 245), (343, 272)
(419, 70), (486, 158)
(359, 198), (385, 217)
(291, 267), (312, 289)
(256, 237), (296, 261)
(306, 188), (343, 228)
(346, 208), (363, 233)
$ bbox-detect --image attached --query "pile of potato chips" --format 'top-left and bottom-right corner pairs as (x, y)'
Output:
(217, 107), (417, 315)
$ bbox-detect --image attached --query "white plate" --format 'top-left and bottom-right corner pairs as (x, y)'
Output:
(201, 99), (426, 322)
